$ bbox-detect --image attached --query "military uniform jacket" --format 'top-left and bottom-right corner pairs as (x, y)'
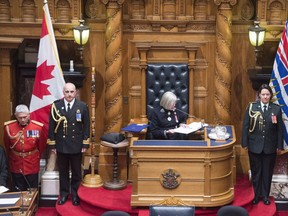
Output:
(241, 101), (284, 154)
(3, 120), (45, 175)
(149, 106), (187, 140)
(48, 99), (90, 154)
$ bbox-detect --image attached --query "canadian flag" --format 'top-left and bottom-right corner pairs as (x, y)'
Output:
(29, 0), (65, 141)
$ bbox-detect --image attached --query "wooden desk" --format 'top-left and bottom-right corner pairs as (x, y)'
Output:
(130, 126), (236, 207)
(0, 189), (38, 215)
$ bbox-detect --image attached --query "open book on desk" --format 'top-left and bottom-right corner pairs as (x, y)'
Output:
(173, 122), (207, 134)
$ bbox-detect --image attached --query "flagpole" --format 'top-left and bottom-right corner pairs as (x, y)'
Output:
(82, 67), (103, 188)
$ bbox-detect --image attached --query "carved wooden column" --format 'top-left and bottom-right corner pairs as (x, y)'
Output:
(186, 46), (198, 116)
(214, 0), (237, 125)
(101, 0), (124, 133)
(137, 45), (149, 120)
(100, 0), (126, 182)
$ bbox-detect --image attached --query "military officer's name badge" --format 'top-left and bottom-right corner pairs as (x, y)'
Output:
(76, 109), (82, 122)
(27, 130), (39, 138)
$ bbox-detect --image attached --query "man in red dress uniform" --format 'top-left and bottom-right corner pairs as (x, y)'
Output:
(4, 104), (46, 191)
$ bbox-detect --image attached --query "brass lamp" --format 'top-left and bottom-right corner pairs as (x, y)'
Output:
(248, 20), (266, 51)
(248, 20), (266, 68)
(73, 20), (90, 59)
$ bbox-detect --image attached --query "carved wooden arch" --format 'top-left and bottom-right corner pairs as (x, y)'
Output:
(135, 41), (202, 121)
(268, 0), (285, 8)
(267, 0), (286, 25)
(20, 0), (36, 22)
(55, 0), (72, 23)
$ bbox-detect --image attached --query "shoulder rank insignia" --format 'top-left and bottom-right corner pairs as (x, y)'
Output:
(4, 120), (17, 126)
(31, 120), (44, 127)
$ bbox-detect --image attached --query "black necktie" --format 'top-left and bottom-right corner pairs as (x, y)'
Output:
(67, 103), (71, 112)
(263, 105), (267, 114)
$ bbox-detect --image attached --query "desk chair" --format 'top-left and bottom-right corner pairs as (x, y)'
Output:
(217, 205), (249, 216)
(149, 205), (195, 216)
(101, 211), (130, 216)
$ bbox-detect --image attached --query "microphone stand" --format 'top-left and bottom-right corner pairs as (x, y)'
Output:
(15, 186), (24, 215)
(19, 169), (32, 195)
(6, 208), (13, 216)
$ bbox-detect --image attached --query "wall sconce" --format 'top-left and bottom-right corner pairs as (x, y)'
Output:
(73, 20), (90, 59)
(248, 20), (266, 68)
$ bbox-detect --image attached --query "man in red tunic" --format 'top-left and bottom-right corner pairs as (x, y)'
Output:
(4, 104), (46, 191)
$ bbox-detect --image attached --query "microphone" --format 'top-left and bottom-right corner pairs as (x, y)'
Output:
(175, 108), (200, 120)
(19, 169), (32, 195)
(174, 108), (206, 129)
(15, 186), (24, 214)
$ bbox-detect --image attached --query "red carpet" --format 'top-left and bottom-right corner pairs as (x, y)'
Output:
(54, 175), (277, 216)
(35, 207), (58, 216)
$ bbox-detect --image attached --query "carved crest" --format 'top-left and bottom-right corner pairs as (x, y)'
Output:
(160, 168), (181, 189)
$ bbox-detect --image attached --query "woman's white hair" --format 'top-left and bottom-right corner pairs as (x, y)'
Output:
(160, 91), (177, 110)
(15, 104), (29, 114)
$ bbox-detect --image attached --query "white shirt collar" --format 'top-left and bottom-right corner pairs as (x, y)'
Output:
(260, 102), (268, 110)
(64, 99), (75, 108)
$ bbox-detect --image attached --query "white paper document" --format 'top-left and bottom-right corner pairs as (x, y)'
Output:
(173, 122), (206, 134)
(0, 186), (9, 194)
(0, 197), (19, 205)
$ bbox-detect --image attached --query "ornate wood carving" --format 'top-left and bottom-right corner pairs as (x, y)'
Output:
(21, 0), (36, 22)
(214, 0), (237, 125)
(101, 0), (124, 132)
(195, 0), (208, 20)
(131, 0), (145, 19)
(0, 0), (11, 22)
(55, 0), (71, 23)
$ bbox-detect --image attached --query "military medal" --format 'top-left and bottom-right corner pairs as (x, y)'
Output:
(76, 109), (82, 122)
(27, 130), (39, 138)
(272, 113), (277, 124)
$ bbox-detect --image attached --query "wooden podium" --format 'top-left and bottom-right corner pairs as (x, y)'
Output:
(130, 126), (236, 207)
(0, 189), (38, 215)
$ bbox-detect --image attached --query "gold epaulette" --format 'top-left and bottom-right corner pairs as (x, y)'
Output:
(83, 138), (90, 145)
(47, 139), (55, 145)
(4, 120), (17, 126)
(31, 120), (44, 127)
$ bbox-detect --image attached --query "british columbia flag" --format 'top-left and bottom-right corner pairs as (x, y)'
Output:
(269, 20), (288, 149)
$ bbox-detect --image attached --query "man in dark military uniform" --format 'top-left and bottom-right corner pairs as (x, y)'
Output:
(242, 84), (284, 205)
(4, 104), (46, 191)
(47, 82), (90, 206)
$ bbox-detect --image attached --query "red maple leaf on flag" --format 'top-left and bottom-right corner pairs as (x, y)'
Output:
(33, 60), (55, 99)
